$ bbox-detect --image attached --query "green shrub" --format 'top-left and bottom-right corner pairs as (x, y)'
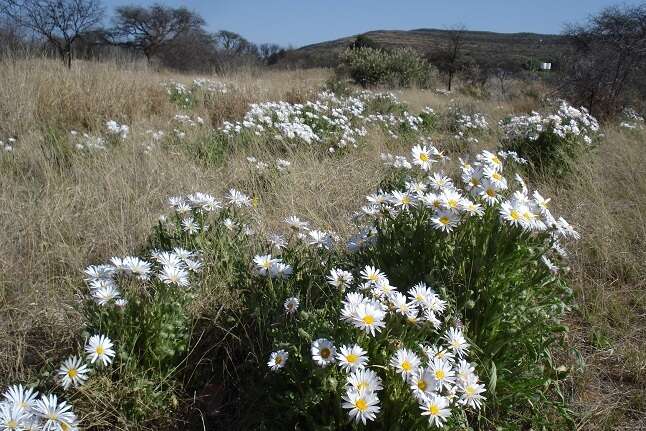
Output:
(340, 47), (435, 88)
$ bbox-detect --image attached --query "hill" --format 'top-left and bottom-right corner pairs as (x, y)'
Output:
(282, 28), (572, 70)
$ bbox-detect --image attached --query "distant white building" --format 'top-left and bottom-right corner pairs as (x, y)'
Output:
(540, 62), (552, 71)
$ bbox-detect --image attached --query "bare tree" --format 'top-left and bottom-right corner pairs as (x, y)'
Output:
(563, 4), (646, 118)
(259, 43), (281, 60)
(214, 30), (258, 56)
(430, 25), (467, 91)
(0, 0), (104, 67)
(110, 4), (205, 63)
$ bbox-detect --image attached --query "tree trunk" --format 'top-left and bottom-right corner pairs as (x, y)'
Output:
(67, 50), (72, 69)
(448, 72), (453, 91)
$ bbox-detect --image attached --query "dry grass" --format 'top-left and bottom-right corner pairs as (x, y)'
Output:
(540, 126), (646, 430)
(0, 57), (643, 430)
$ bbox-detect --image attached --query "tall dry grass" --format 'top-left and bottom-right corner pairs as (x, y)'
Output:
(541, 126), (646, 430)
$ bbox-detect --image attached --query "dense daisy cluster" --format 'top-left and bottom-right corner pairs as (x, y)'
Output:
(447, 108), (489, 142)
(499, 100), (599, 145)
(0, 333), (116, 430)
(268, 265), (486, 427)
(367, 143), (577, 273)
(84, 246), (203, 306)
(246, 156), (291, 172)
(620, 107), (644, 129)
(191, 78), (229, 94)
(69, 130), (107, 151)
(163, 79), (230, 109)
(220, 91), (424, 151)
(105, 120), (129, 140)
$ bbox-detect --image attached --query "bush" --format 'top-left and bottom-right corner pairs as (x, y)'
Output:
(340, 47), (435, 88)
(499, 100), (600, 177)
(358, 145), (575, 425)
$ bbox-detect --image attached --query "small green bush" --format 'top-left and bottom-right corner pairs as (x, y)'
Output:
(340, 47), (435, 88)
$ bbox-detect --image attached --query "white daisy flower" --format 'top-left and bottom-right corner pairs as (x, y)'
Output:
(411, 144), (435, 171)
(419, 394), (452, 427)
(327, 268), (354, 289)
(226, 189), (252, 207)
(267, 349), (288, 371)
(336, 344), (368, 372)
(410, 367), (435, 400)
(2, 385), (38, 412)
(283, 297), (299, 315)
(390, 348), (421, 379)
(0, 402), (29, 430)
(458, 375), (486, 409)
(390, 190), (415, 210)
(253, 254), (278, 276)
(85, 334), (115, 366)
(311, 338), (336, 367)
(429, 357), (455, 390)
(445, 327), (469, 357)
(342, 389), (380, 425)
(347, 368), (383, 393)
(159, 264), (190, 287)
(352, 302), (386, 336)
(431, 210), (460, 232)
(33, 394), (78, 430)
(58, 356), (90, 390)
(360, 265), (385, 285)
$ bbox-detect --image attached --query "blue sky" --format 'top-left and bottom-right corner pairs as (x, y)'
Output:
(103, 0), (636, 47)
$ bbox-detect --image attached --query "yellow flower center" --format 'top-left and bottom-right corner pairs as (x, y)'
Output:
(96, 345), (105, 355)
(439, 216), (450, 225)
(465, 385), (476, 396)
(486, 188), (496, 197)
(492, 172), (502, 181)
(401, 360), (412, 372)
(275, 356), (283, 365)
(402, 196), (411, 205)
(471, 178), (480, 186)
(510, 209), (520, 220)
(419, 153), (429, 162)
(7, 420), (17, 428)
(67, 368), (78, 378)
(368, 274), (378, 281)
(435, 369), (446, 380)
(491, 156), (501, 165)
(362, 315), (375, 325)
(417, 380), (427, 391)
(429, 404), (440, 415)
(355, 398), (368, 412)
(447, 199), (458, 208)
(357, 382), (369, 391)
(346, 354), (358, 364)
(320, 348), (331, 359)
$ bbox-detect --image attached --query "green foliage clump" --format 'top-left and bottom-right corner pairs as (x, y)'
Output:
(340, 47), (435, 88)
